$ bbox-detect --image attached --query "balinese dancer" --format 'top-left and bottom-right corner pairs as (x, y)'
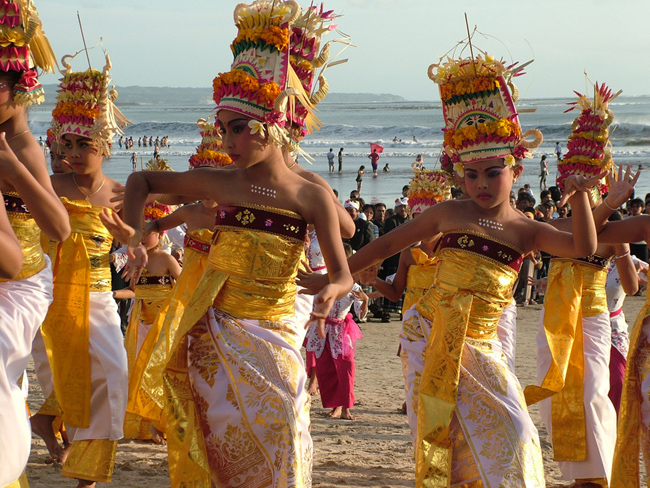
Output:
(123, 119), (230, 441)
(123, 201), (181, 441)
(101, 2), (353, 487)
(299, 50), (631, 487)
(38, 51), (130, 487)
(0, 1), (71, 484)
(524, 84), (635, 488)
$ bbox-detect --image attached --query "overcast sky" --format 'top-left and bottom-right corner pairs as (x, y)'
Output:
(37, 0), (650, 101)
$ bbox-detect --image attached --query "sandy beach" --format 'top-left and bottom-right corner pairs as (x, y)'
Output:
(24, 296), (647, 487)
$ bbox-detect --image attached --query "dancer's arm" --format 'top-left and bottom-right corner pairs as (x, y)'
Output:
(0, 134), (70, 241)
(613, 243), (638, 296)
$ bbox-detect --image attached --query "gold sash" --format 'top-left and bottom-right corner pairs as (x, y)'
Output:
(403, 247), (437, 313)
(164, 215), (305, 488)
(414, 236), (519, 487)
(523, 258), (608, 462)
(40, 199), (113, 429)
(125, 277), (173, 423)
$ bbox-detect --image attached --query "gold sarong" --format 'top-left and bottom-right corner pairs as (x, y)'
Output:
(164, 204), (307, 488)
(40, 199), (113, 429)
(524, 257), (608, 462)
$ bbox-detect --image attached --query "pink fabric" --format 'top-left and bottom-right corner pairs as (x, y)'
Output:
(305, 350), (316, 376)
(316, 341), (355, 409)
(608, 345), (626, 417)
(341, 313), (363, 360)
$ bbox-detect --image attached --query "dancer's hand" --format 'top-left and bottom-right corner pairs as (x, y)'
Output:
(310, 284), (337, 338)
(604, 165), (640, 209)
(527, 276), (547, 293)
(358, 264), (379, 286)
(100, 209), (135, 247)
(297, 266), (329, 295)
(109, 184), (126, 212)
(559, 173), (607, 207)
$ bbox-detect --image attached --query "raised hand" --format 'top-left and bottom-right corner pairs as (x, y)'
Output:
(559, 172), (609, 207)
(309, 283), (337, 338)
(604, 164), (640, 209)
(109, 184), (126, 212)
(297, 267), (329, 295)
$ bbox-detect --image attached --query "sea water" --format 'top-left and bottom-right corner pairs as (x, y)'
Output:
(27, 94), (650, 206)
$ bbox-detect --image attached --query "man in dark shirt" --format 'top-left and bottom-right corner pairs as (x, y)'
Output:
(372, 201), (387, 236)
(343, 200), (374, 251)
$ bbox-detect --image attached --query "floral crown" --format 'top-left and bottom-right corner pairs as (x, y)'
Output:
(0, 0), (56, 106)
(213, 0), (318, 150)
(188, 116), (233, 169)
(50, 52), (131, 157)
(407, 168), (452, 214)
(143, 201), (172, 224)
(429, 52), (542, 167)
(557, 82), (620, 196)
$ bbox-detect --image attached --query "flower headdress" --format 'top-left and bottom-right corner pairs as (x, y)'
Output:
(50, 51), (131, 157)
(407, 168), (452, 214)
(213, 0), (318, 150)
(557, 82), (620, 196)
(429, 51), (542, 167)
(143, 201), (172, 224)
(0, 0), (56, 106)
(188, 116), (233, 169)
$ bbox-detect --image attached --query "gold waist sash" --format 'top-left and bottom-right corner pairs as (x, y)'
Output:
(0, 192), (45, 281)
(524, 258), (608, 462)
(414, 243), (519, 486)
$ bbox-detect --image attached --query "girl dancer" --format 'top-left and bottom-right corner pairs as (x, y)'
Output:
(101, 2), (352, 486)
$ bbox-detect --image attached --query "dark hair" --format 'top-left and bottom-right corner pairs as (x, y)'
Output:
(359, 165), (365, 170)
(549, 186), (562, 202)
(540, 190), (550, 200)
(608, 210), (623, 222)
(541, 155), (547, 161)
(402, 185), (409, 191)
(362, 204), (375, 213)
(630, 198), (644, 207)
(524, 206), (536, 214)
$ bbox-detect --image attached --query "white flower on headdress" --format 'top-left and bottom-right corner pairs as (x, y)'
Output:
(453, 162), (465, 177)
(248, 119), (266, 138)
(504, 155), (516, 168)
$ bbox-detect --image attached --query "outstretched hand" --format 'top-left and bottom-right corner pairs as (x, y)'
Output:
(109, 184), (126, 212)
(559, 172), (608, 207)
(604, 165), (640, 209)
(100, 209), (148, 283)
(297, 266), (329, 295)
(309, 284), (337, 338)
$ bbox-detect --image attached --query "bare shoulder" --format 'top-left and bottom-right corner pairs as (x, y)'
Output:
(50, 172), (72, 195)
(295, 178), (331, 222)
(14, 138), (47, 170)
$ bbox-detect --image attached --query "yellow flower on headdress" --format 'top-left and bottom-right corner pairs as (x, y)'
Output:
(249, 119), (266, 137)
(504, 155), (515, 168)
(453, 162), (465, 177)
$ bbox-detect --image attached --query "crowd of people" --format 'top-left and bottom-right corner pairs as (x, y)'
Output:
(4, 2), (650, 488)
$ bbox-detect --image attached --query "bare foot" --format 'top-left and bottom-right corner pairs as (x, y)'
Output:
(341, 408), (355, 421)
(31, 413), (63, 463)
(327, 407), (342, 418)
(306, 383), (319, 396)
(149, 424), (166, 445)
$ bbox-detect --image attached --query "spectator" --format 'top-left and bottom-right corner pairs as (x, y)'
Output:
(327, 148), (335, 173)
(372, 202), (387, 237)
(626, 197), (649, 262)
(338, 148), (344, 173)
(343, 200), (374, 251)
(362, 204), (379, 239)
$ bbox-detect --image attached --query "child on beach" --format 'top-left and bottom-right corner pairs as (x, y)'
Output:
(299, 52), (617, 487)
(101, 2), (353, 486)
(0, 3), (71, 484)
(123, 203), (181, 442)
(305, 243), (367, 420)
(37, 53), (130, 487)
(356, 165), (365, 193)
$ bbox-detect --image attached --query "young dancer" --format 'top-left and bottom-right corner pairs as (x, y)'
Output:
(101, 2), (352, 486)
(123, 204), (181, 441)
(524, 85), (635, 488)
(0, 3), (71, 484)
(299, 51), (625, 487)
(38, 52), (130, 487)
(305, 243), (367, 421)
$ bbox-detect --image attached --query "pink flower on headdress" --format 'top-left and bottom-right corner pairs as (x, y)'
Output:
(265, 110), (284, 126)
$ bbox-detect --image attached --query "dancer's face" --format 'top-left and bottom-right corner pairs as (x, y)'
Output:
(50, 141), (73, 174)
(217, 110), (274, 169)
(463, 158), (522, 209)
(61, 134), (103, 175)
